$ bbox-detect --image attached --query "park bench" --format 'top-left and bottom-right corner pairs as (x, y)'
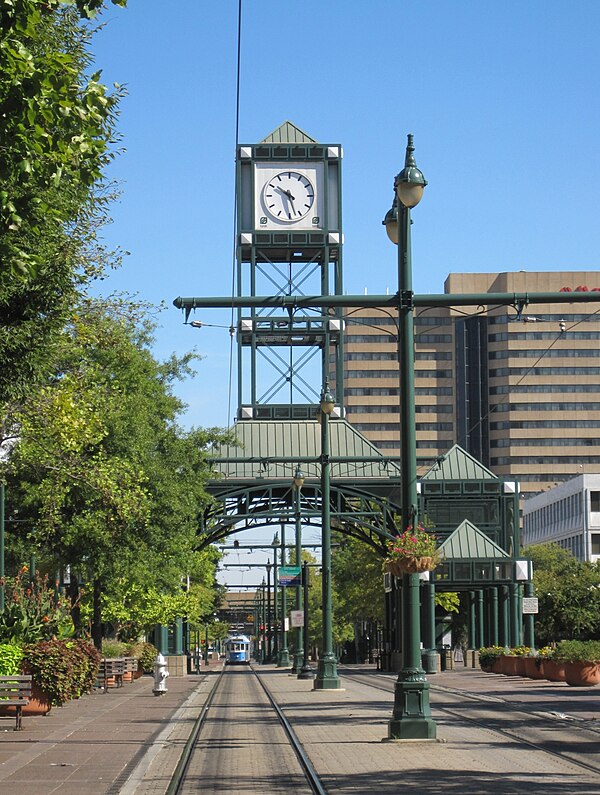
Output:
(97, 658), (125, 692)
(123, 656), (137, 682)
(0, 675), (32, 730)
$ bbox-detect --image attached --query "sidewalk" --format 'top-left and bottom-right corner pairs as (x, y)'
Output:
(0, 663), (598, 794)
(0, 672), (206, 795)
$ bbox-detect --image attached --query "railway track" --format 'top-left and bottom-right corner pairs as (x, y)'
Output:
(166, 664), (327, 795)
(340, 667), (600, 778)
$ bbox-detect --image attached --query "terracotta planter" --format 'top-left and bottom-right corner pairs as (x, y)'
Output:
(544, 659), (566, 682)
(564, 661), (600, 687)
(523, 657), (543, 679)
(492, 658), (504, 674)
(133, 661), (144, 680)
(514, 657), (527, 676)
(502, 656), (518, 675)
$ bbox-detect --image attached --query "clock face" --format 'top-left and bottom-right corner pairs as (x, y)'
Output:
(262, 171), (315, 223)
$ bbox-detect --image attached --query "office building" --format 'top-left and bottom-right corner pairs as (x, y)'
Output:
(342, 271), (600, 496)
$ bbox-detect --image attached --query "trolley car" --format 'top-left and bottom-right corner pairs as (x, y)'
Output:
(224, 634), (251, 664)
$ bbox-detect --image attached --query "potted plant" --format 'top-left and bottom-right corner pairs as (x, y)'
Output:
(512, 646), (531, 677)
(22, 638), (100, 708)
(553, 640), (600, 687)
(383, 525), (441, 576)
(478, 646), (505, 673)
(540, 647), (566, 682)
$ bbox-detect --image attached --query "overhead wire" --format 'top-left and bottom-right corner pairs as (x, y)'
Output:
(227, 0), (243, 428)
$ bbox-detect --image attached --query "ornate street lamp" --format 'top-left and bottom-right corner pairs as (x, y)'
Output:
(383, 134), (436, 740)
(313, 381), (342, 689)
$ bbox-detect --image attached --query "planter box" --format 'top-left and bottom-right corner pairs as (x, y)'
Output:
(543, 659), (566, 682)
(564, 661), (600, 687)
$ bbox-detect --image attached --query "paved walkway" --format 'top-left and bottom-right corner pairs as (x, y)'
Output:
(0, 662), (598, 794)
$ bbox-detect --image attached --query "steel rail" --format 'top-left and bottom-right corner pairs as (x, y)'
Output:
(250, 664), (328, 795)
(165, 667), (226, 795)
(341, 668), (600, 777)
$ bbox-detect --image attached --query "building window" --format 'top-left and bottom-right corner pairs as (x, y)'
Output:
(591, 492), (600, 512)
(591, 534), (600, 555)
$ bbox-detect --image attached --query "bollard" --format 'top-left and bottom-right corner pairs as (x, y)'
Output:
(152, 652), (169, 696)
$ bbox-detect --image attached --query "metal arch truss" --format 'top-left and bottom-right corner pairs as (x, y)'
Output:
(198, 480), (399, 554)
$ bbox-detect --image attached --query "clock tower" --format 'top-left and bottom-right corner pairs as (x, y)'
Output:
(235, 121), (344, 420)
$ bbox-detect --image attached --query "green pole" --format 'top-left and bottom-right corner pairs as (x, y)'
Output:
(490, 587), (499, 647)
(524, 581), (535, 648)
(500, 585), (510, 647)
(298, 561), (314, 679)
(0, 483), (4, 613)
(272, 542), (279, 662)
(266, 562), (272, 662)
(422, 580), (437, 674)
(314, 383), (341, 690)
(261, 578), (267, 664)
(387, 135), (435, 740)
(477, 590), (484, 650)
(277, 525), (291, 667)
(292, 473), (305, 674)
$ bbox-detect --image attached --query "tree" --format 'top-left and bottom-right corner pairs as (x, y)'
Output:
(0, 1), (125, 404)
(524, 543), (600, 644)
(4, 298), (229, 645)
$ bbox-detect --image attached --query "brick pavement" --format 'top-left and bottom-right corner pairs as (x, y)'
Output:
(0, 661), (598, 794)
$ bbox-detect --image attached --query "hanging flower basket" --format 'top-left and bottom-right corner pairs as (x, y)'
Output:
(383, 525), (441, 576)
(384, 555), (437, 576)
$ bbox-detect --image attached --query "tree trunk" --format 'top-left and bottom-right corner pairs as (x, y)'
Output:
(91, 578), (102, 649)
(68, 575), (82, 637)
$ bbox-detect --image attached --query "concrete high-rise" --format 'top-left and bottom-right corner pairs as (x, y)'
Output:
(341, 271), (600, 496)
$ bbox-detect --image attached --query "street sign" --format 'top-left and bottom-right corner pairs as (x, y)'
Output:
(290, 610), (304, 627)
(279, 566), (302, 587)
(522, 597), (539, 614)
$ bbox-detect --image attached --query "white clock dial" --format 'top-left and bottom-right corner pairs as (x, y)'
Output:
(262, 171), (315, 222)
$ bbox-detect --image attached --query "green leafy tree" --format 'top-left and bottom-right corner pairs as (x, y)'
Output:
(524, 543), (600, 644)
(0, 1), (126, 405)
(4, 299), (229, 646)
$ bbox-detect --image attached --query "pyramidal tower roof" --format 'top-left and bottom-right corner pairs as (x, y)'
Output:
(261, 121), (317, 144)
(421, 444), (497, 481)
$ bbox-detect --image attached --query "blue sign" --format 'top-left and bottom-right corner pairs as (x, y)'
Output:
(278, 566), (302, 587)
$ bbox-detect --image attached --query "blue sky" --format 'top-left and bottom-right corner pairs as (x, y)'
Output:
(88, 0), (600, 585)
(91, 0), (600, 435)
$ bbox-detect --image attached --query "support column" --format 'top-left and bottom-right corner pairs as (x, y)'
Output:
(476, 590), (484, 650)
(277, 524), (291, 667)
(499, 585), (510, 647)
(510, 582), (520, 648)
(468, 590), (476, 649)
(292, 479), (304, 674)
(173, 617), (183, 656)
(523, 581), (535, 649)
(489, 587), (499, 647)
(421, 578), (437, 674)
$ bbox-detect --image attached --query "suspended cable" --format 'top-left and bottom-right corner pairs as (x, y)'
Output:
(227, 0), (243, 428)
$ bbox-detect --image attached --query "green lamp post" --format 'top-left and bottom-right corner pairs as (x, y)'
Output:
(292, 467), (306, 675)
(383, 134), (436, 740)
(277, 524), (292, 667)
(313, 382), (342, 690)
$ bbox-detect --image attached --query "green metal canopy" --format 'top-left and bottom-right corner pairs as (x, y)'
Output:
(208, 419), (401, 481)
(439, 519), (509, 560)
(422, 444), (497, 481)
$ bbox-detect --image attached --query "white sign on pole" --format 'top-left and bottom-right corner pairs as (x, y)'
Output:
(290, 610), (304, 628)
(522, 597), (539, 614)
(284, 617), (289, 632)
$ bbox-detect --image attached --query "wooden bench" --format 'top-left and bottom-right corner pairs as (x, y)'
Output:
(123, 656), (137, 682)
(0, 675), (32, 730)
(97, 658), (125, 692)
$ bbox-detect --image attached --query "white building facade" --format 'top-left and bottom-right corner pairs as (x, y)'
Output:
(522, 474), (600, 562)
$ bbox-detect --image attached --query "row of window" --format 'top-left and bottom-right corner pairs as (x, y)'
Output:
(490, 420), (600, 429)
(489, 349), (600, 359)
(347, 405), (452, 414)
(345, 369), (453, 379)
(490, 367), (600, 377)
(493, 402), (600, 412)
(489, 331), (600, 341)
(345, 333), (453, 344)
(344, 386), (454, 396)
(492, 438), (600, 448)
(492, 456), (600, 465)
(352, 422), (453, 432)
(341, 351), (452, 361)
(488, 313), (599, 325)
(490, 384), (600, 394)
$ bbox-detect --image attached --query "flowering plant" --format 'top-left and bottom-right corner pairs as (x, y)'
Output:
(383, 524), (441, 575)
(0, 566), (74, 644)
(385, 525), (439, 560)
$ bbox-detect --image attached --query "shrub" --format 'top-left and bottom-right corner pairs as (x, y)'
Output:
(22, 638), (100, 705)
(0, 643), (24, 676)
(101, 639), (128, 658)
(0, 568), (74, 644)
(127, 641), (158, 673)
(552, 639), (600, 664)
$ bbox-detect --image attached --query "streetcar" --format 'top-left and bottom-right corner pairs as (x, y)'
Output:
(224, 634), (251, 664)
